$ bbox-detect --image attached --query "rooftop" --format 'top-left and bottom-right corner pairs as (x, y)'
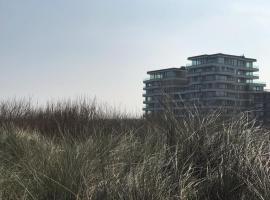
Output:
(188, 53), (257, 62)
(147, 67), (186, 74)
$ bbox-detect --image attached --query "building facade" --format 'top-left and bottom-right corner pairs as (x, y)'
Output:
(143, 53), (269, 120)
(143, 67), (187, 115)
(263, 91), (270, 123)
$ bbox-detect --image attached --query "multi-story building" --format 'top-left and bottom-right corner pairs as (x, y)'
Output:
(143, 53), (269, 120)
(143, 67), (187, 115)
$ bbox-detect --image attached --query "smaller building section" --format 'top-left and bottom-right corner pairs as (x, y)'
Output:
(143, 67), (187, 115)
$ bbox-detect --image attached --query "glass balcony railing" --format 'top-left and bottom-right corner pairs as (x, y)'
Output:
(143, 77), (163, 81)
(252, 65), (259, 69)
(186, 62), (260, 69)
(144, 75), (185, 81)
(249, 81), (266, 85)
(143, 77), (150, 81)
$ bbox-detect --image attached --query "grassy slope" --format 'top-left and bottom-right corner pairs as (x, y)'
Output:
(0, 99), (270, 200)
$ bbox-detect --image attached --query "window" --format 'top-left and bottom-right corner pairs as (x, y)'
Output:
(218, 57), (224, 64)
(253, 86), (262, 91)
(246, 62), (253, 68)
(166, 71), (175, 77)
(227, 93), (235, 98)
(146, 97), (152, 101)
(205, 75), (215, 81)
(218, 83), (226, 89)
(216, 91), (226, 97)
(237, 60), (244, 66)
(216, 75), (227, 81)
(156, 74), (162, 79)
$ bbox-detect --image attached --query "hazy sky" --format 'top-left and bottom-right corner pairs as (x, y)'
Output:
(1, 0), (270, 114)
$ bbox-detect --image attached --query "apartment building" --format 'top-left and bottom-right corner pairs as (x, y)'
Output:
(143, 53), (269, 119)
(143, 67), (187, 115)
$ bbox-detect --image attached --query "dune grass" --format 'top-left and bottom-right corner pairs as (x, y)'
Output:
(0, 99), (270, 199)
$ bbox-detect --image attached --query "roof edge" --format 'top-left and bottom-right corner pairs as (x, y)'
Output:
(187, 53), (257, 62)
(147, 67), (186, 74)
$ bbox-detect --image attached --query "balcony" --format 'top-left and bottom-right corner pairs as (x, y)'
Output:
(187, 70), (235, 77)
(143, 76), (186, 83)
(236, 74), (259, 79)
(190, 79), (236, 84)
(186, 63), (260, 72)
(248, 81), (266, 86)
(237, 65), (259, 72)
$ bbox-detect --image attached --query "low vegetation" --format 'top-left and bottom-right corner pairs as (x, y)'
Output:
(0, 99), (270, 199)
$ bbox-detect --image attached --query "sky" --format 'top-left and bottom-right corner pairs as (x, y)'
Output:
(0, 0), (270, 114)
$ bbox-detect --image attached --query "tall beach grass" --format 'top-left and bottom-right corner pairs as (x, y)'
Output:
(0, 99), (270, 199)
